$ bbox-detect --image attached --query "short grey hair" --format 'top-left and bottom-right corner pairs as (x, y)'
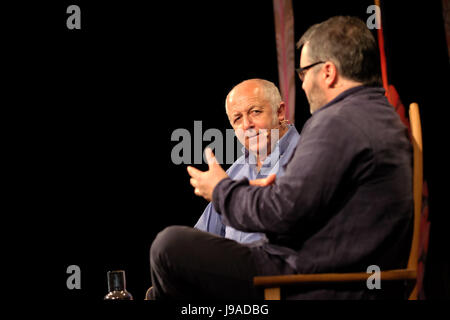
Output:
(297, 16), (382, 87)
(225, 79), (282, 114)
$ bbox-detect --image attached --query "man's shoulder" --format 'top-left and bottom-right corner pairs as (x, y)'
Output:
(301, 104), (371, 150)
(305, 105), (353, 131)
(306, 88), (384, 130)
(287, 126), (301, 144)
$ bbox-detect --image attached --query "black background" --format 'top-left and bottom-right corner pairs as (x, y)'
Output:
(12, 0), (449, 303)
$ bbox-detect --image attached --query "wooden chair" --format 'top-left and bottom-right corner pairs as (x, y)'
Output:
(253, 102), (423, 300)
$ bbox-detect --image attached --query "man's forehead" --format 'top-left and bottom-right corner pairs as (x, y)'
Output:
(299, 42), (311, 65)
(228, 83), (263, 105)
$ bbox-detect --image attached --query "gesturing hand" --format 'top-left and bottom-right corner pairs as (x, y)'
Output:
(187, 148), (229, 201)
(249, 173), (276, 187)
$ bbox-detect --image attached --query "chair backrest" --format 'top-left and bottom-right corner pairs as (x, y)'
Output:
(407, 103), (423, 273)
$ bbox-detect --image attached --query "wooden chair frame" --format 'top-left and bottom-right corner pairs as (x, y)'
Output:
(254, 103), (423, 300)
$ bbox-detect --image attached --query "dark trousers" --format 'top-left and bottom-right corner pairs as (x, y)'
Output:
(149, 225), (263, 299)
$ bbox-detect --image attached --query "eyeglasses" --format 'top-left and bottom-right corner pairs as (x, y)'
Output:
(296, 61), (325, 81)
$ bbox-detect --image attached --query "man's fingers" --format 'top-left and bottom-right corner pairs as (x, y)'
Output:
(249, 179), (263, 186)
(205, 148), (218, 168)
(249, 173), (277, 187)
(187, 150), (226, 201)
(187, 165), (202, 178)
(265, 173), (276, 185)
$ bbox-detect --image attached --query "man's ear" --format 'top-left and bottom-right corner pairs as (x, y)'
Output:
(324, 62), (338, 87)
(277, 102), (286, 121)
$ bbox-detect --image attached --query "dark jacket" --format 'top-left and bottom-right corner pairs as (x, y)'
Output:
(213, 86), (413, 299)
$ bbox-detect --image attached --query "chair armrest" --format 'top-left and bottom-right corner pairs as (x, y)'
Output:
(253, 269), (416, 287)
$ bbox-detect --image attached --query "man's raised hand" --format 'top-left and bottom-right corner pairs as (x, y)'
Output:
(187, 148), (228, 201)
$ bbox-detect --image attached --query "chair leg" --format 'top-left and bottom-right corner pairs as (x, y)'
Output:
(264, 287), (281, 300)
(408, 284), (418, 300)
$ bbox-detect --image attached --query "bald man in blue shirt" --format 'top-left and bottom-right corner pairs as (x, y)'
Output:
(194, 79), (300, 244)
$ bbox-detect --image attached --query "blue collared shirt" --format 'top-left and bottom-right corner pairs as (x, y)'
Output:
(194, 125), (300, 243)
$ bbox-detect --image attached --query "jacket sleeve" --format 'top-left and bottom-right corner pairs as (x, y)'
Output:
(212, 113), (373, 234)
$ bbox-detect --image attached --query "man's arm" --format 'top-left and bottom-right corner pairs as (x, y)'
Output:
(211, 113), (371, 234)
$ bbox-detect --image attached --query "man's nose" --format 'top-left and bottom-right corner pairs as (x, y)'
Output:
(242, 115), (253, 130)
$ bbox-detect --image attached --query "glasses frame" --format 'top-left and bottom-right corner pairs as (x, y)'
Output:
(296, 61), (325, 81)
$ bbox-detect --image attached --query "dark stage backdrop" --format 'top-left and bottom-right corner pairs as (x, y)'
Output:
(17, 0), (448, 302)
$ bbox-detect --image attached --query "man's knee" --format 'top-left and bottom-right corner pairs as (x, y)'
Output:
(150, 225), (191, 265)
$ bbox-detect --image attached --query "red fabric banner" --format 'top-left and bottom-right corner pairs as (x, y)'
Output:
(273, 0), (296, 123)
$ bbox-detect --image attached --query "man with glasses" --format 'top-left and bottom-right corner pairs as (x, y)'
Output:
(150, 16), (413, 299)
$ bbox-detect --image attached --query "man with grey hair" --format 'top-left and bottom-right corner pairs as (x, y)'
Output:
(152, 16), (413, 299)
(194, 79), (300, 244)
(146, 79), (299, 300)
